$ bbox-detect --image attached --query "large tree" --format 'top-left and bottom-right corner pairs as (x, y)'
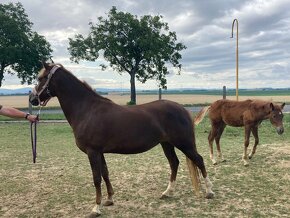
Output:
(68, 6), (186, 104)
(0, 2), (52, 87)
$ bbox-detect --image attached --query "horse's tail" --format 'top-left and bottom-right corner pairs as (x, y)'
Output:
(186, 157), (201, 197)
(194, 106), (210, 125)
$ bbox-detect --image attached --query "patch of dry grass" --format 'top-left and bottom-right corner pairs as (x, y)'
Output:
(0, 115), (290, 217)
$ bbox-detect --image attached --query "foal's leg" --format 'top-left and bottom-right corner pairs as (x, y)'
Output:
(215, 123), (226, 162)
(249, 126), (259, 159)
(101, 154), (114, 206)
(87, 150), (103, 217)
(160, 142), (179, 198)
(208, 122), (219, 165)
(243, 126), (252, 166)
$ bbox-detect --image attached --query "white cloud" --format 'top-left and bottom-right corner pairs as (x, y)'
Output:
(1, 0), (290, 90)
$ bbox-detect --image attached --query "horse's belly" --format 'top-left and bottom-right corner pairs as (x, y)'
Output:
(224, 118), (244, 127)
(103, 142), (158, 154)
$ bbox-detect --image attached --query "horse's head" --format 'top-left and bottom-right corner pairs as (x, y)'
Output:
(29, 62), (61, 106)
(269, 102), (285, 135)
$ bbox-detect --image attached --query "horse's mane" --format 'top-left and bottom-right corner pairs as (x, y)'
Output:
(40, 63), (112, 103)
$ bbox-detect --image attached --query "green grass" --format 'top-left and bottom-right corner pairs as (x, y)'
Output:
(0, 114), (290, 217)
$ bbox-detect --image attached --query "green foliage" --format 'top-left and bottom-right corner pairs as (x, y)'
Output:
(0, 2), (52, 87)
(126, 100), (136, 105)
(68, 6), (186, 103)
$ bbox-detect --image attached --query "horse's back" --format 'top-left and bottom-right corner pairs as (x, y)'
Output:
(139, 100), (193, 129)
(209, 99), (253, 126)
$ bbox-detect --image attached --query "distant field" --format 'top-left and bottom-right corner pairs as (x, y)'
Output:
(1, 94), (289, 108)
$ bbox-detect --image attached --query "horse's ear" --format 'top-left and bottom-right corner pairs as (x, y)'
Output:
(281, 102), (285, 109)
(270, 103), (274, 111)
(42, 61), (50, 70)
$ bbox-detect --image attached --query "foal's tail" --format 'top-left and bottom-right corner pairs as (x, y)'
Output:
(194, 106), (210, 125)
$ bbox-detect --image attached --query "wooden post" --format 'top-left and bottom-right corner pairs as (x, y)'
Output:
(158, 88), (162, 100)
(28, 91), (32, 114)
(223, 86), (226, 99)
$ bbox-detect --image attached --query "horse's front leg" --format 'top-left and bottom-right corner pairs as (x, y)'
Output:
(101, 154), (114, 206)
(249, 126), (259, 159)
(87, 150), (103, 217)
(243, 127), (251, 166)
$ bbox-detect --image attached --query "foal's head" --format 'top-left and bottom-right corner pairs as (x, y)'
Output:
(269, 102), (285, 135)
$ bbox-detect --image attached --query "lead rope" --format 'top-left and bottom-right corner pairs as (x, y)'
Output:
(30, 107), (42, 163)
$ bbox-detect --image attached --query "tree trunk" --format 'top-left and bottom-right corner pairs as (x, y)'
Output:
(130, 72), (136, 104)
(0, 66), (4, 87)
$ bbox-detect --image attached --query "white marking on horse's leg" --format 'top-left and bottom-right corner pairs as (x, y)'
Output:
(210, 153), (217, 165)
(204, 177), (214, 198)
(92, 204), (101, 216)
(243, 159), (249, 166)
(217, 152), (226, 162)
(243, 149), (249, 166)
(249, 150), (253, 159)
(162, 181), (176, 197)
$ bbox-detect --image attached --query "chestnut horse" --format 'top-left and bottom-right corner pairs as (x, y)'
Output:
(195, 99), (285, 166)
(29, 63), (214, 217)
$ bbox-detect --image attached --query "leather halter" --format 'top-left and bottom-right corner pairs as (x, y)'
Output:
(33, 65), (60, 106)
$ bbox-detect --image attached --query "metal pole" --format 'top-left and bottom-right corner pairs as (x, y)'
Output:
(231, 19), (239, 101)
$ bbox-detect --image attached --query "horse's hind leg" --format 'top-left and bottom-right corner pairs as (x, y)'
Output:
(177, 143), (214, 199)
(249, 126), (259, 159)
(243, 126), (252, 166)
(208, 122), (220, 165)
(101, 154), (114, 206)
(215, 123), (226, 162)
(160, 142), (179, 198)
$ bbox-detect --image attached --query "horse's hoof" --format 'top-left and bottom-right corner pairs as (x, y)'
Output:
(249, 156), (252, 159)
(221, 159), (226, 163)
(87, 212), (101, 218)
(205, 192), (214, 199)
(160, 194), (170, 199)
(212, 161), (217, 165)
(103, 199), (114, 206)
(244, 162), (249, 167)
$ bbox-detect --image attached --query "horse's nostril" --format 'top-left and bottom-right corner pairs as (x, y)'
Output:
(30, 98), (39, 106)
(277, 128), (284, 135)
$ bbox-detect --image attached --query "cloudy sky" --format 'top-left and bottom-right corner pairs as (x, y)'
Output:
(2, 0), (290, 90)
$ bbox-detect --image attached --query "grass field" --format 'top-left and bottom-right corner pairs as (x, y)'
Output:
(0, 114), (289, 217)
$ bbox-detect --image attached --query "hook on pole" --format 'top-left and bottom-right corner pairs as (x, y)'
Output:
(231, 19), (239, 101)
(231, 19), (238, 38)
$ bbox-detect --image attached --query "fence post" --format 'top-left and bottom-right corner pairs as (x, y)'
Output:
(223, 86), (226, 99)
(28, 91), (32, 114)
(159, 88), (162, 100)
